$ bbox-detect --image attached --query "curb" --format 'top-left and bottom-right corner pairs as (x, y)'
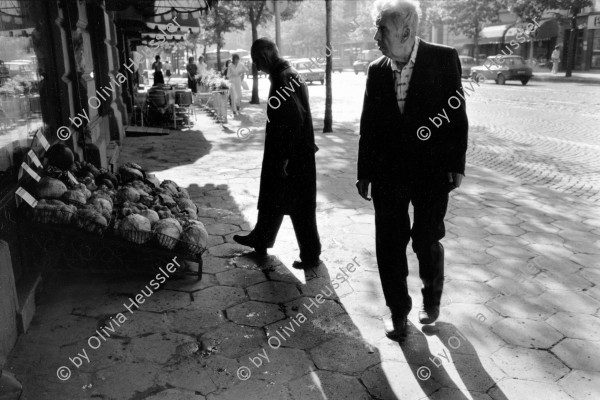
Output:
(532, 75), (600, 84)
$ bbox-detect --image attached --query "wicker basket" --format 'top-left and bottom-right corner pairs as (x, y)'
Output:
(29, 207), (76, 225)
(115, 229), (153, 245)
(179, 240), (205, 256)
(75, 213), (110, 235)
(154, 231), (179, 250)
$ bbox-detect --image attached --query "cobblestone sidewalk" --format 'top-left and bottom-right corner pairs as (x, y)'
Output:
(4, 102), (600, 400)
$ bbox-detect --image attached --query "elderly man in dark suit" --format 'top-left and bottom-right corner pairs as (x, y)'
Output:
(357, 0), (468, 340)
(234, 38), (321, 269)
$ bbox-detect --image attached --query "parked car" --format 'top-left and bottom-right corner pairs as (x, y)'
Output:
(353, 49), (383, 74)
(458, 56), (476, 79)
(470, 55), (533, 85)
(316, 57), (344, 73)
(290, 58), (325, 84)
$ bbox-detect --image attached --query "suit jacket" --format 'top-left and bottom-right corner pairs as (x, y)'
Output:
(258, 60), (318, 214)
(357, 40), (468, 188)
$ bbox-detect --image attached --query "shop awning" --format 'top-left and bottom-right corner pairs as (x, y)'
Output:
(504, 23), (530, 43)
(478, 24), (510, 45)
(106, 0), (214, 17)
(535, 19), (559, 40)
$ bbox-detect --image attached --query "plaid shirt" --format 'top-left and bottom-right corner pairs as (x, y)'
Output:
(390, 37), (420, 114)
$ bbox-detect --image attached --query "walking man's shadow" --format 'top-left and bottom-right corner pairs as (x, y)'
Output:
(399, 321), (509, 399)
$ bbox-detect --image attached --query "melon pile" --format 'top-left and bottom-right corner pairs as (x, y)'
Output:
(29, 143), (208, 255)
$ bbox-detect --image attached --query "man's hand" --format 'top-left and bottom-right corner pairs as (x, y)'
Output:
(448, 172), (464, 189)
(279, 159), (289, 179)
(356, 179), (371, 201)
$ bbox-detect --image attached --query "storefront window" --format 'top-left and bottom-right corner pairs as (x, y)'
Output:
(591, 30), (600, 69)
(0, 1), (51, 179)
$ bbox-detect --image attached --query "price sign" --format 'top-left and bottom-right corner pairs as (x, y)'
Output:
(28, 150), (43, 168)
(36, 131), (50, 151)
(16, 187), (38, 208)
(21, 162), (41, 182)
(67, 171), (79, 185)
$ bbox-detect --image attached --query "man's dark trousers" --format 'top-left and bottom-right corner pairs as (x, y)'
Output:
(372, 180), (448, 317)
(252, 209), (321, 262)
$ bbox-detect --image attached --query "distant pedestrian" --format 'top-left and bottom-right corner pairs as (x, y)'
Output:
(198, 56), (207, 76)
(551, 45), (560, 74)
(164, 60), (171, 83)
(186, 57), (198, 93)
(151, 55), (164, 85)
(227, 54), (247, 115)
(234, 38), (321, 269)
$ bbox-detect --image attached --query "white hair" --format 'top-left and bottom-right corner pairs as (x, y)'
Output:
(373, 0), (420, 34)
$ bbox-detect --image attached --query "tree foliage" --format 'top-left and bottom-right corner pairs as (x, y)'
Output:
(506, 0), (591, 20)
(201, 0), (246, 70)
(442, 0), (503, 39)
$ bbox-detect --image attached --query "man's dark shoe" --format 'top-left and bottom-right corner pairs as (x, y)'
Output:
(292, 258), (321, 269)
(384, 313), (408, 341)
(419, 304), (440, 325)
(233, 234), (267, 256)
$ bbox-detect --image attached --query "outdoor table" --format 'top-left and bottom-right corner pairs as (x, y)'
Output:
(146, 86), (180, 129)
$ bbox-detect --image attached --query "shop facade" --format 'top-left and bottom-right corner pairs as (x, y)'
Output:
(0, 0), (213, 374)
(435, 4), (600, 72)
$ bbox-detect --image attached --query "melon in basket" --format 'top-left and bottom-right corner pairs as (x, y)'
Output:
(75, 207), (108, 234)
(181, 220), (208, 255)
(153, 218), (182, 249)
(117, 214), (152, 244)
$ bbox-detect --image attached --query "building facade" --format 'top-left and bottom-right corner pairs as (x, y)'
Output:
(432, 1), (600, 72)
(0, 0), (213, 376)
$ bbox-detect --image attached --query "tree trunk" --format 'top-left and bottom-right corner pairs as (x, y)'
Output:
(250, 6), (260, 104)
(565, 11), (578, 77)
(473, 19), (480, 59)
(217, 38), (222, 72)
(323, 0), (332, 133)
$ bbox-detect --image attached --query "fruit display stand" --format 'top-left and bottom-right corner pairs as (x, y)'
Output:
(16, 207), (205, 280)
(14, 140), (208, 280)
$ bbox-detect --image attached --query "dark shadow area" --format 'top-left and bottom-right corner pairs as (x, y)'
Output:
(4, 172), (400, 398)
(120, 127), (213, 172)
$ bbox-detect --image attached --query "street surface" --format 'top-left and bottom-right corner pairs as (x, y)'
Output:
(255, 72), (600, 202)
(5, 71), (600, 400)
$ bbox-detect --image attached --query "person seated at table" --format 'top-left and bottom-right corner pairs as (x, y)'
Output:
(186, 57), (198, 93)
(151, 55), (164, 86)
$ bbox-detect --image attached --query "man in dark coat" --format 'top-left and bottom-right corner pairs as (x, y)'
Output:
(234, 38), (321, 269)
(357, 0), (468, 340)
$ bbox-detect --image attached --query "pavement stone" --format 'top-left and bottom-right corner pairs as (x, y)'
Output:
(310, 336), (381, 374)
(551, 339), (600, 371)
(200, 322), (265, 359)
(491, 346), (570, 382)
(247, 281), (301, 304)
(558, 370), (600, 400)
(490, 318), (563, 349)
(226, 301), (285, 327)
(288, 370), (372, 400)
(146, 389), (206, 400)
